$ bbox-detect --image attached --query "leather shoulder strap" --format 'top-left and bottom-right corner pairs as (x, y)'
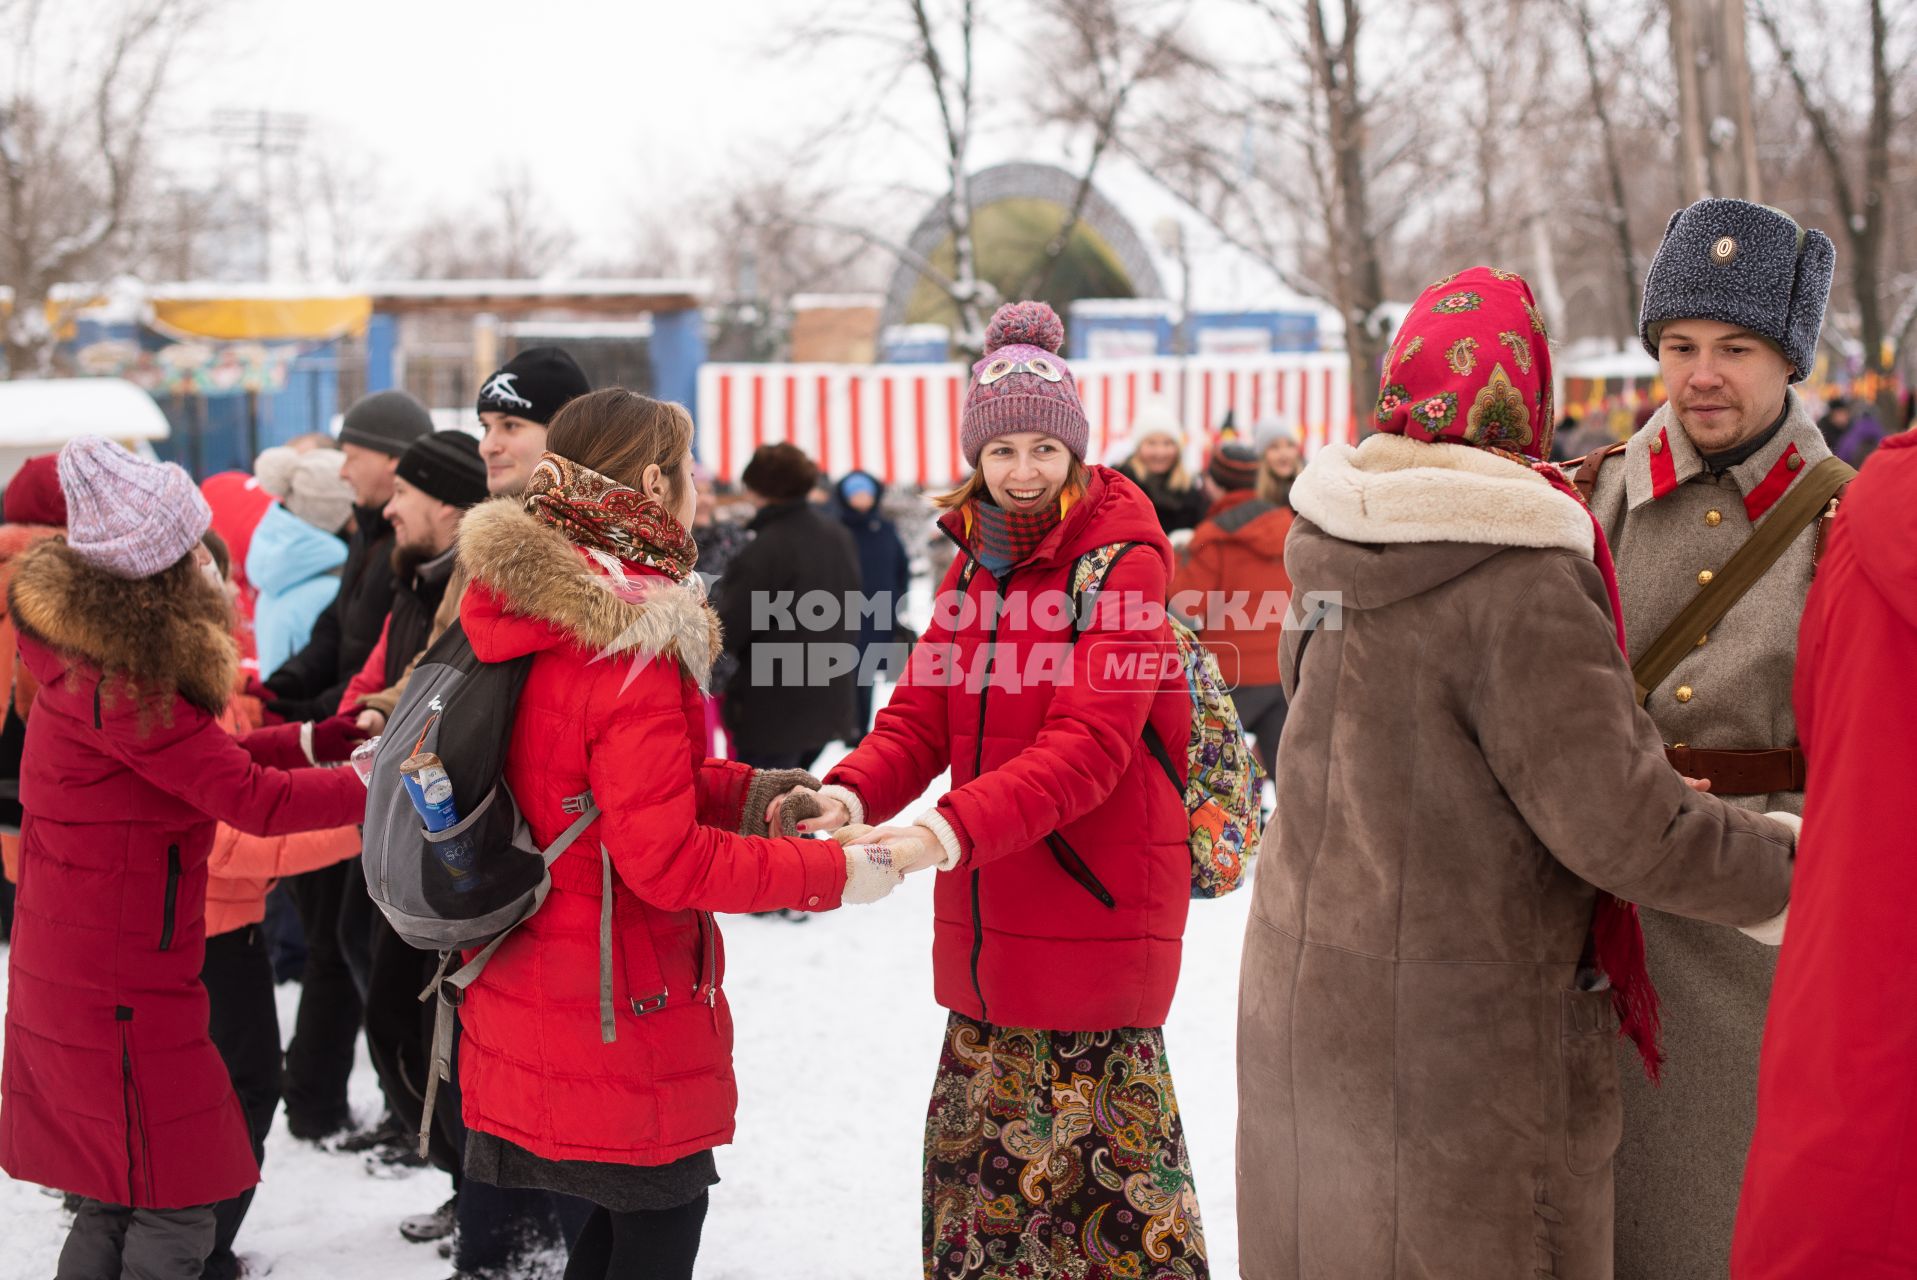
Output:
(1572, 443), (1626, 507)
(1631, 456), (1855, 704)
(1812, 479), (1852, 575)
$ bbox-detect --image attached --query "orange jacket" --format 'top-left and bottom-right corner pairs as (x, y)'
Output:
(1168, 490), (1295, 689)
(204, 706), (360, 937)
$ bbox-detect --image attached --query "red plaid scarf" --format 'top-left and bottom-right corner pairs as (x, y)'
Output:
(965, 499), (1062, 575)
(523, 453), (700, 583)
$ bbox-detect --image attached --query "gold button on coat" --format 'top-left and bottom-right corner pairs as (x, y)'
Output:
(1706, 510), (1722, 526)
(1675, 686), (1694, 703)
(1787, 454), (1804, 472)
(1651, 437), (1665, 455)
(1698, 569), (1714, 585)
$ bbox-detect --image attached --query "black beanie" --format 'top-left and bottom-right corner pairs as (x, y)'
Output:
(477, 346), (591, 424)
(741, 442), (819, 503)
(397, 431), (488, 510)
(338, 390), (433, 457)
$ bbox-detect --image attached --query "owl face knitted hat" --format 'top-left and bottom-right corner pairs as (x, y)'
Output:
(1639, 198), (1835, 382)
(1375, 267), (1557, 462)
(959, 302), (1090, 466)
(58, 436), (212, 579)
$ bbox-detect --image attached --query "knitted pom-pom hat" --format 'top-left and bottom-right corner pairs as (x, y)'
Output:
(959, 302), (1090, 466)
(58, 436), (212, 579)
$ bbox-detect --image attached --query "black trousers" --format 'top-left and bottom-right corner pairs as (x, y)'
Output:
(364, 906), (457, 1171)
(200, 926), (281, 1265)
(280, 859), (362, 1135)
(562, 1196), (708, 1280)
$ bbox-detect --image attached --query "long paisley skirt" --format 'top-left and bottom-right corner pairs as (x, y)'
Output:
(923, 1012), (1208, 1280)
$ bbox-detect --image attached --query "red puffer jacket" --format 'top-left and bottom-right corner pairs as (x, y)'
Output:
(452, 499), (850, 1167)
(0, 540), (366, 1209)
(827, 466), (1192, 1031)
(1732, 431), (1917, 1277)
(1168, 489), (1294, 688)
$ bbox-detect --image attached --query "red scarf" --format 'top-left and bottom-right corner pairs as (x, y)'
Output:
(523, 453), (699, 583)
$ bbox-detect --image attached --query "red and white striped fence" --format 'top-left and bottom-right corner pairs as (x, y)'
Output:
(696, 353), (1353, 487)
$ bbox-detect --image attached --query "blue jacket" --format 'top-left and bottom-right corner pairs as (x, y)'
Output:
(835, 471), (911, 649)
(247, 504), (347, 677)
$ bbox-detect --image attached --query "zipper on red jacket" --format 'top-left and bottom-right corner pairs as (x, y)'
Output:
(158, 845), (181, 951)
(116, 1006), (145, 1204)
(966, 557), (1015, 1025)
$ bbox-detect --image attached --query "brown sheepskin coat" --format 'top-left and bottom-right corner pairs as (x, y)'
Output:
(1235, 435), (1796, 1280)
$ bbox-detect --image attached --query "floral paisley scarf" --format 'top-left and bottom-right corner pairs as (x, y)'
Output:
(523, 452), (700, 583)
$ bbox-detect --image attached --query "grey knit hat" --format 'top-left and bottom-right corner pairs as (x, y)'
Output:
(1639, 198), (1835, 383)
(337, 389), (433, 457)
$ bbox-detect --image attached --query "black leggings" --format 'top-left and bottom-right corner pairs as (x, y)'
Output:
(563, 1195), (708, 1280)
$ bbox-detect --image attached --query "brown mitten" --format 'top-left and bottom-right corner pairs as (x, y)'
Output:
(740, 769), (823, 838)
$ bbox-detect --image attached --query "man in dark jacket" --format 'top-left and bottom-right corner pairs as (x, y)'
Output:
(716, 443), (862, 770)
(264, 389), (429, 1142)
(835, 470), (911, 745)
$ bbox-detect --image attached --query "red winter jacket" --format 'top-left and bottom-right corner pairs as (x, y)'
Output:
(452, 499), (849, 1167)
(1732, 431), (1917, 1278)
(1168, 489), (1295, 689)
(0, 540), (366, 1209)
(827, 466), (1192, 1031)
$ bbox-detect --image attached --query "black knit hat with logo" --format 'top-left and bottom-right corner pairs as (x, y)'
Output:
(476, 346), (591, 425)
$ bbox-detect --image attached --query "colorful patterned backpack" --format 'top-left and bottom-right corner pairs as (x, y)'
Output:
(1068, 542), (1266, 898)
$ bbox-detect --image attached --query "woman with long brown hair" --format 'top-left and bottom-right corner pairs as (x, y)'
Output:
(448, 388), (907, 1280)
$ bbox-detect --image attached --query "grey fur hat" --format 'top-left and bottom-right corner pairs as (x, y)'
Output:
(1639, 198), (1835, 383)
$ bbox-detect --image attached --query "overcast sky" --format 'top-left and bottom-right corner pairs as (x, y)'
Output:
(164, 0), (973, 262)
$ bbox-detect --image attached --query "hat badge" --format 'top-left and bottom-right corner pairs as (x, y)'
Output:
(1710, 235), (1738, 265)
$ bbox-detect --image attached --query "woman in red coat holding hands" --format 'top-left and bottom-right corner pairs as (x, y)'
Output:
(449, 389), (905, 1280)
(0, 438), (368, 1280)
(776, 302), (1209, 1280)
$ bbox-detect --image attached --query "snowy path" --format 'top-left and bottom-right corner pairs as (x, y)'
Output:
(0, 755), (1253, 1279)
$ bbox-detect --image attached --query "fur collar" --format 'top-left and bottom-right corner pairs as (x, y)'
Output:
(8, 538), (237, 716)
(457, 498), (724, 690)
(1291, 433), (1594, 557)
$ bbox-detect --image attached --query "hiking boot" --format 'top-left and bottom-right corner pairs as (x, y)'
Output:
(336, 1114), (409, 1154)
(284, 1108), (354, 1144)
(400, 1197), (458, 1243)
(364, 1143), (430, 1177)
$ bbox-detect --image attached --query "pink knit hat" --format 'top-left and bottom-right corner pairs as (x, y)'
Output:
(959, 302), (1091, 466)
(58, 436), (212, 579)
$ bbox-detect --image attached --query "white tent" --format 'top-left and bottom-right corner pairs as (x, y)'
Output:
(0, 377), (170, 487)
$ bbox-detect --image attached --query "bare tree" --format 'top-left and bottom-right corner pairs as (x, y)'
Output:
(1755, 0), (1916, 428)
(284, 135), (387, 283)
(0, 0), (216, 375)
(1568, 0), (1648, 332)
(384, 170), (577, 280)
(1020, 0), (1198, 298)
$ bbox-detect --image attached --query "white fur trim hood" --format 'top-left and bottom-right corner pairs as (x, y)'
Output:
(1290, 434), (1595, 558)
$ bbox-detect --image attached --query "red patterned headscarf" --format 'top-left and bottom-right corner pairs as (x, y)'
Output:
(1377, 266), (1556, 462)
(1382, 267), (1666, 1082)
(523, 452), (700, 583)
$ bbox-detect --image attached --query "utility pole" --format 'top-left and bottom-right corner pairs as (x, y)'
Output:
(212, 109), (308, 280)
(1669, 0), (1762, 203)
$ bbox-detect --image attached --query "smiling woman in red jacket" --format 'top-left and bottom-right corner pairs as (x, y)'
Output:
(449, 389), (904, 1280)
(775, 303), (1209, 1280)
(0, 439), (367, 1280)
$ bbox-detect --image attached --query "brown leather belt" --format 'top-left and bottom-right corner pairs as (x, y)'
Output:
(1664, 746), (1806, 796)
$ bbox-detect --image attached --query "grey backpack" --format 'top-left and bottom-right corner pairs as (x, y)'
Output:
(362, 620), (620, 1155)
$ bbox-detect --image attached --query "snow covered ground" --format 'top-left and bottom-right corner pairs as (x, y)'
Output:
(0, 746), (1255, 1280)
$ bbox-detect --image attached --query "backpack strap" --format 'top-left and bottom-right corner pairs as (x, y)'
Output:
(1069, 542), (1145, 636)
(1290, 599), (1333, 692)
(414, 790), (604, 1159)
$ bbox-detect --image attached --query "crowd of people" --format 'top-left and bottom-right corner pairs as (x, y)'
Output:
(0, 191), (1907, 1280)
